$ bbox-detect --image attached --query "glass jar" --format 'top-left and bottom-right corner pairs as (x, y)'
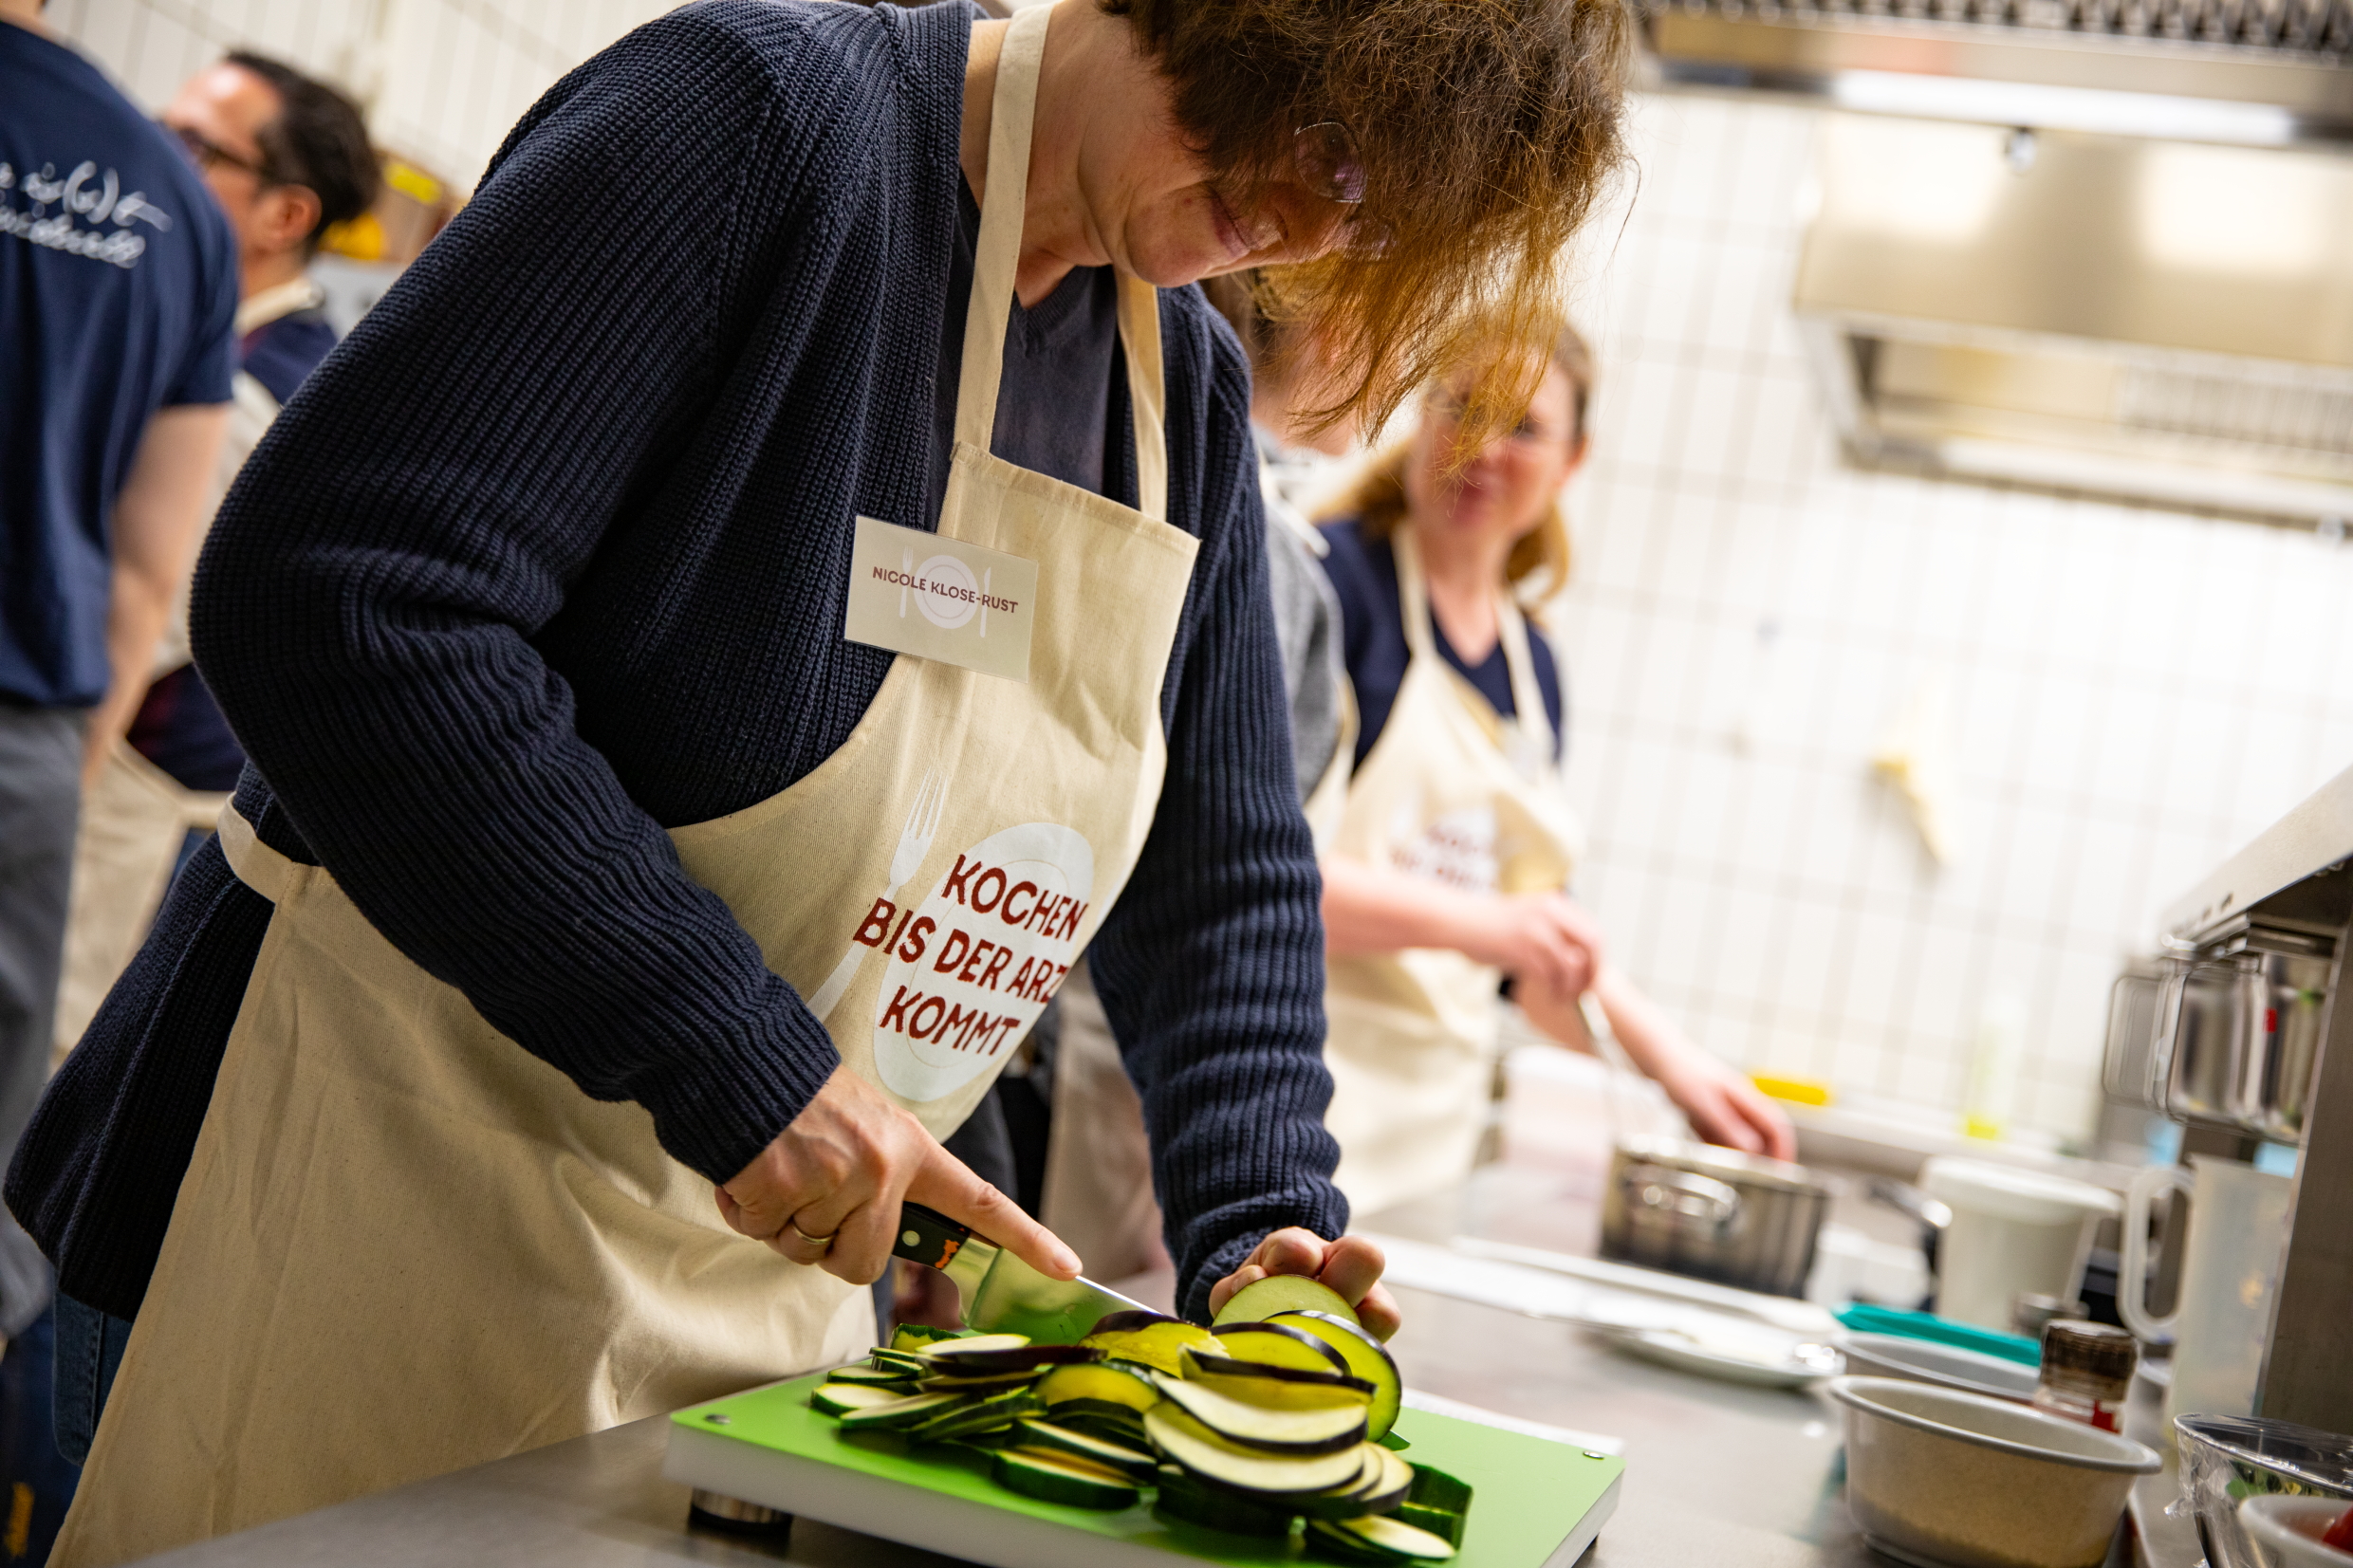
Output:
(2034, 1320), (2138, 1432)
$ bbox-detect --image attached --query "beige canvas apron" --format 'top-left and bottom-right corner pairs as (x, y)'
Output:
(53, 9), (1197, 1562)
(1321, 529), (1582, 1218)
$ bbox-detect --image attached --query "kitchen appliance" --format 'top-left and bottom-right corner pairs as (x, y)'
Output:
(665, 1371), (1626, 1568)
(1599, 1137), (1834, 1299)
(1918, 1157), (2122, 1333)
(1829, 1375), (2160, 1568)
(2135, 926), (2337, 1135)
(2124, 764), (2353, 1436)
(2176, 1414), (2353, 1568)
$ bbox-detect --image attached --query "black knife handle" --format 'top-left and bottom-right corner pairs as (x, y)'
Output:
(894, 1202), (972, 1271)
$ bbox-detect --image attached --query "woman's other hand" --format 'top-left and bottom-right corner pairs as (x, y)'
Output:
(717, 1064), (1083, 1286)
(1322, 859), (1602, 1002)
(1465, 891), (1605, 999)
(1207, 1229), (1402, 1342)
(1518, 964), (1798, 1163)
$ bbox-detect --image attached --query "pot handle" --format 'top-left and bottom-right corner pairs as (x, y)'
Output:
(2119, 1163), (2192, 1343)
(1626, 1165), (1741, 1229)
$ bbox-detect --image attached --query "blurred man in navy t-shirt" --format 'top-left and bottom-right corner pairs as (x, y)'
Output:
(1, 0), (236, 1546)
(50, 50), (378, 1081)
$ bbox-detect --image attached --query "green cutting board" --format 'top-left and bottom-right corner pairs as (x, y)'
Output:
(664, 1372), (1622, 1568)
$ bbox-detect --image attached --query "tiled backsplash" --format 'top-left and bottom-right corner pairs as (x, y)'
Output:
(1552, 94), (2353, 1143)
(46, 0), (676, 189)
(50, 3), (2353, 1146)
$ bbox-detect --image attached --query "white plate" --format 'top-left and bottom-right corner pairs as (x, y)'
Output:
(1597, 1324), (1841, 1388)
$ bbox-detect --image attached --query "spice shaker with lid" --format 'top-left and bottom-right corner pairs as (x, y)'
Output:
(2035, 1320), (2138, 1432)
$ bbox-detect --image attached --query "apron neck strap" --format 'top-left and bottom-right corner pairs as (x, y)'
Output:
(953, 3), (1167, 522)
(1392, 526), (1556, 763)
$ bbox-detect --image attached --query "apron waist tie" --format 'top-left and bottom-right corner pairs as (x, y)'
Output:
(214, 803), (300, 905)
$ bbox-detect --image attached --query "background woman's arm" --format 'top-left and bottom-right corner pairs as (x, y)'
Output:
(1321, 857), (1603, 1000)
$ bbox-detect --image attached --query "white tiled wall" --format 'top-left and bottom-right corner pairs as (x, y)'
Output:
(47, 0), (679, 189)
(1551, 94), (2353, 1144)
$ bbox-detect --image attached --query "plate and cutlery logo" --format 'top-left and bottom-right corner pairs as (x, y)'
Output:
(806, 766), (1096, 1104)
(845, 515), (1038, 682)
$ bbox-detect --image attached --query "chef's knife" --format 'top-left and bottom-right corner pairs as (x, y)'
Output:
(892, 1202), (1147, 1344)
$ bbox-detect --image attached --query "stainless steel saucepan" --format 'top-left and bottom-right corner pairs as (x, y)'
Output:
(1600, 1136), (1835, 1300)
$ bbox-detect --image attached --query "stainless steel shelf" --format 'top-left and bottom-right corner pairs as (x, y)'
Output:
(2158, 762), (2353, 943)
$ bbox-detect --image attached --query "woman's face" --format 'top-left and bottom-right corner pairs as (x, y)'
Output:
(1403, 364), (1587, 551)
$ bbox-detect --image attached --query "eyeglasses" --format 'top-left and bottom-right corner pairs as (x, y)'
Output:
(166, 122), (270, 182)
(1293, 121), (1367, 206)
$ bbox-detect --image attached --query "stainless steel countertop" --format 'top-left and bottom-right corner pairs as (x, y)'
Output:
(137, 1160), (2185, 1567)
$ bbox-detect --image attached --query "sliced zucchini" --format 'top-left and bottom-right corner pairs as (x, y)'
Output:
(1213, 1320), (1353, 1375)
(1268, 1311), (1404, 1443)
(917, 1369), (1053, 1393)
(836, 1391), (970, 1433)
(917, 1333), (1035, 1361)
(1212, 1276), (1361, 1330)
(810, 1381), (917, 1416)
(905, 1387), (1045, 1443)
(991, 1448), (1140, 1510)
(1056, 1408), (1152, 1448)
(868, 1348), (931, 1375)
(1312, 1515), (1457, 1562)
(1153, 1374), (1368, 1454)
(1080, 1317), (1219, 1375)
(1402, 1463), (1472, 1518)
(1010, 1419), (1158, 1480)
(1152, 1464), (1300, 1539)
(827, 1363), (918, 1387)
(890, 1323), (969, 1353)
(1393, 1503), (1464, 1548)
(1142, 1406), (1370, 1495)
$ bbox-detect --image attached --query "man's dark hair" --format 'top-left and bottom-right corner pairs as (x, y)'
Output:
(224, 51), (380, 255)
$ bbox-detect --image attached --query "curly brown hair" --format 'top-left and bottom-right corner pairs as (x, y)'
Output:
(1104, 0), (1631, 448)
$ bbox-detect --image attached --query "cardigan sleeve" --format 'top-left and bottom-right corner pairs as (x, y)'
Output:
(187, 11), (851, 1185)
(1085, 320), (1349, 1322)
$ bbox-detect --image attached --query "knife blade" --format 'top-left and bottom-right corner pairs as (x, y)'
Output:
(892, 1201), (1147, 1344)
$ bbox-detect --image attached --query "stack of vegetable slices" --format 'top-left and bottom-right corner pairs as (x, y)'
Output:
(804, 1277), (1470, 1564)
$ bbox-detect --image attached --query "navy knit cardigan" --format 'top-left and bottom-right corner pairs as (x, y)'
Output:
(8, 0), (1343, 1325)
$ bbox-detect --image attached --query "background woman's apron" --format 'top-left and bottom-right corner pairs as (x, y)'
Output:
(51, 9), (1196, 1562)
(1321, 530), (1582, 1219)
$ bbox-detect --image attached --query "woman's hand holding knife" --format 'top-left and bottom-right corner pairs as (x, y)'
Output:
(716, 1064), (1084, 1287)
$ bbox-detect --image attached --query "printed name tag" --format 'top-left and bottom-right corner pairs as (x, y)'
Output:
(843, 515), (1038, 682)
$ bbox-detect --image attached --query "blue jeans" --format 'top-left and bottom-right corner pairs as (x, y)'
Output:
(52, 1294), (132, 1467)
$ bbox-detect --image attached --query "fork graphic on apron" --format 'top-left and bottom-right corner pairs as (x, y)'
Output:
(804, 767), (948, 1020)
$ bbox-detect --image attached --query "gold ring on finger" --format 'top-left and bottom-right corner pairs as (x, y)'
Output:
(788, 1222), (836, 1254)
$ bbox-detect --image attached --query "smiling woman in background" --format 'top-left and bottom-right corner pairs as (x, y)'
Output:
(1317, 327), (1795, 1217)
(6, 0), (1632, 1560)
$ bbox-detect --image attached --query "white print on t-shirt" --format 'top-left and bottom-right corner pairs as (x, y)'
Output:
(0, 159), (175, 269)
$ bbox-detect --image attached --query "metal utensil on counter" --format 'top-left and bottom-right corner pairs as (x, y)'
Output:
(1577, 993), (1836, 1300)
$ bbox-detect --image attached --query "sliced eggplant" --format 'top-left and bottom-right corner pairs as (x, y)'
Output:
(836, 1391), (970, 1433)
(810, 1381), (918, 1417)
(917, 1369), (1050, 1393)
(1055, 1408), (1152, 1448)
(1211, 1276), (1361, 1330)
(1036, 1360), (1159, 1414)
(1306, 1515), (1457, 1563)
(917, 1335), (1049, 1366)
(1085, 1309), (1186, 1336)
(1212, 1319), (1353, 1375)
(991, 1448), (1139, 1510)
(1010, 1418), (1158, 1480)
(1153, 1374), (1368, 1454)
(890, 1323), (968, 1353)
(1267, 1311), (1404, 1443)
(1286, 1449), (1386, 1519)
(1181, 1351), (1375, 1411)
(1151, 1464), (1298, 1538)
(1142, 1406), (1370, 1495)
(1352, 1446), (1415, 1514)
(1079, 1318), (1218, 1376)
